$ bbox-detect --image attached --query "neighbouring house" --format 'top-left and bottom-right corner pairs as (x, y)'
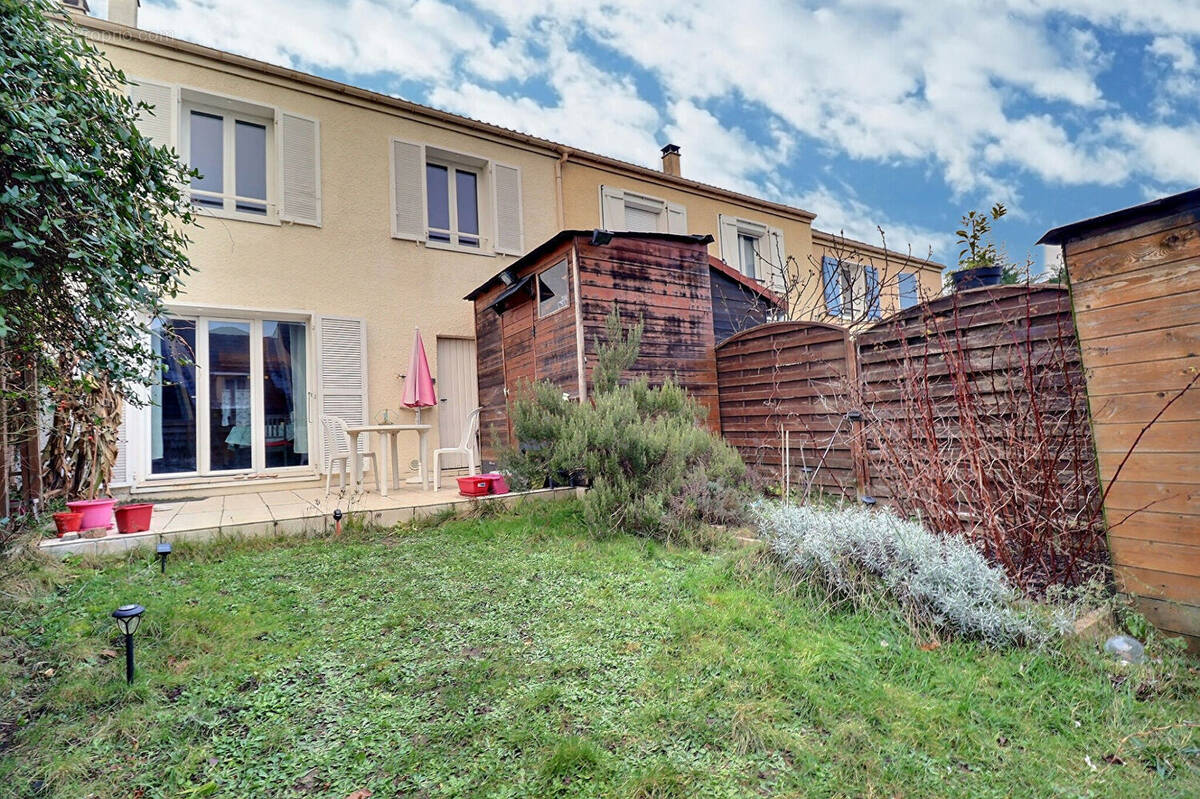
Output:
(466, 231), (783, 462)
(61, 1), (943, 498)
(1039, 189), (1200, 652)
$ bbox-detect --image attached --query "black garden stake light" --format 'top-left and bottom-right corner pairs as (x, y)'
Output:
(156, 542), (172, 573)
(111, 604), (145, 684)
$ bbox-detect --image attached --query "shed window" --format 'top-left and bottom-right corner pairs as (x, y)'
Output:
(537, 260), (570, 317)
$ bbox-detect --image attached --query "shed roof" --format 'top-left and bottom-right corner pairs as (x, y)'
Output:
(1037, 187), (1200, 246)
(465, 230), (715, 299)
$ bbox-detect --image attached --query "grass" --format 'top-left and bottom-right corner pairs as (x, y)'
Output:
(1, 499), (1197, 798)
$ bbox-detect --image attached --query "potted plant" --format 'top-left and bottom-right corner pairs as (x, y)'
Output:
(115, 503), (155, 534)
(52, 511), (84, 537)
(951, 203), (1008, 290)
(66, 496), (118, 531)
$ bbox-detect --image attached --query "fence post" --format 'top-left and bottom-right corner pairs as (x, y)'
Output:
(844, 330), (870, 499)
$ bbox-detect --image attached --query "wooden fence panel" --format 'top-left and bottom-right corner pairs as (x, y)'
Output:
(715, 321), (860, 498)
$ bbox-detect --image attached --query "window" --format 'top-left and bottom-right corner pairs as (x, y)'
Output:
(537, 260), (570, 317)
(184, 104), (273, 219)
(426, 162), (481, 247)
(821, 257), (881, 320)
(391, 139), (524, 255)
(738, 232), (760, 280)
(127, 80), (321, 227)
(150, 314), (310, 477)
(898, 272), (919, 309)
(719, 214), (784, 289)
(599, 185), (687, 233)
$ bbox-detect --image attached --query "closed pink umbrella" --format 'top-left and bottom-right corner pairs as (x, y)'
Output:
(402, 327), (437, 424)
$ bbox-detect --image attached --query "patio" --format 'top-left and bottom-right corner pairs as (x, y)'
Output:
(39, 483), (577, 558)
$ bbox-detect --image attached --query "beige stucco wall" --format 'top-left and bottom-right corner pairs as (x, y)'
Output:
(811, 233), (945, 323)
(560, 159), (816, 275)
(90, 32), (562, 477)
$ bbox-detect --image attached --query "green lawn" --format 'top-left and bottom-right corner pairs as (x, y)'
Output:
(2, 500), (1197, 798)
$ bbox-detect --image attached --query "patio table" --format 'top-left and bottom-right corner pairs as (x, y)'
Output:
(344, 423), (432, 495)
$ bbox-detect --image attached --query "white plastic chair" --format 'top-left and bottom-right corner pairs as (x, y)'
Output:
(433, 407), (481, 490)
(321, 415), (380, 495)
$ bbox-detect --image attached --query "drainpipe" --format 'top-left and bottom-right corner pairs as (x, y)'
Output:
(554, 148), (570, 229)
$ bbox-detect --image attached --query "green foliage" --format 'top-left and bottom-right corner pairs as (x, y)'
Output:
(0, 0), (196, 394)
(2, 502), (1198, 797)
(501, 307), (750, 541)
(954, 202), (1007, 270)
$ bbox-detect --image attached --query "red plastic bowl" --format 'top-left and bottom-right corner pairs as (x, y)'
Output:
(457, 476), (491, 497)
(115, 503), (154, 534)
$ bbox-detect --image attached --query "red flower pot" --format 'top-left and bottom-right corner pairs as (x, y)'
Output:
(66, 498), (117, 531)
(115, 503), (155, 534)
(52, 512), (84, 537)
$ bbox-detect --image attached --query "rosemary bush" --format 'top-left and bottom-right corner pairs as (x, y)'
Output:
(501, 309), (750, 542)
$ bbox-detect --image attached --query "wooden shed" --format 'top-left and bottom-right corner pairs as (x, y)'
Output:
(1040, 189), (1200, 651)
(466, 230), (782, 462)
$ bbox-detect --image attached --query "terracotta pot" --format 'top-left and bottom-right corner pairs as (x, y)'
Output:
(80, 527), (108, 539)
(52, 512), (85, 537)
(115, 503), (154, 534)
(66, 498), (117, 531)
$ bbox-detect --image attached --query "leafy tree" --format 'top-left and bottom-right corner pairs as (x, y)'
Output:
(1, 0), (196, 507)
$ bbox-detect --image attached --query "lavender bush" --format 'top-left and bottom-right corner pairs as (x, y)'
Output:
(755, 502), (1064, 646)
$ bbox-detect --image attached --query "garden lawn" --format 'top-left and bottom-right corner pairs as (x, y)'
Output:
(2, 500), (1197, 798)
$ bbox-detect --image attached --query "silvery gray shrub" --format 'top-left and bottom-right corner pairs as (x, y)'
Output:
(755, 502), (1056, 646)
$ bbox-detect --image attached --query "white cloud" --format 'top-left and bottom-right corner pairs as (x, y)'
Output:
(427, 32), (661, 166)
(1149, 35), (1197, 72)
(793, 185), (955, 260)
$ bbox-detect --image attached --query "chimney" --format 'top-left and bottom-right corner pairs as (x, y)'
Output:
(660, 144), (681, 177)
(60, 0), (90, 14)
(108, 0), (140, 27)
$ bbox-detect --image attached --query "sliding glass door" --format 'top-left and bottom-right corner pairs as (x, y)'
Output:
(150, 315), (310, 477)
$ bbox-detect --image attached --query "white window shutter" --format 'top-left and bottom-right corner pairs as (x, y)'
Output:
(110, 400), (130, 486)
(492, 162), (523, 255)
(391, 138), (426, 241)
(127, 78), (176, 149)
(276, 111), (321, 227)
(766, 227), (786, 292)
(717, 213), (740, 265)
(317, 316), (369, 470)
(666, 201), (688, 234)
(599, 185), (626, 229)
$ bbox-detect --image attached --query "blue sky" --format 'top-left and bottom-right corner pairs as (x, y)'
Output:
(92, 0), (1200, 271)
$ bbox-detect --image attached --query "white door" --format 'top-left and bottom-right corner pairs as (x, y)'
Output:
(436, 337), (479, 469)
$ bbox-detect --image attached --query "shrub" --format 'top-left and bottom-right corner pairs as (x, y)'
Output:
(755, 501), (1058, 646)
(500, 308), (750, 542)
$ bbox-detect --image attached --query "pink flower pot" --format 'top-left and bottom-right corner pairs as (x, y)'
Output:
(66, 498), (117, 531)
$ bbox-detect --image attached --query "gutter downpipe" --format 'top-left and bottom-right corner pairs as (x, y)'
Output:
(555, 147), (570, 229)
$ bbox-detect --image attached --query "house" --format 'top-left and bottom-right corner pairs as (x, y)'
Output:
(466, 231), (783, 462)
(62, 2), (943, 496)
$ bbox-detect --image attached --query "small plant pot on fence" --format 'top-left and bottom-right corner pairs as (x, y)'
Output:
(52, 512), (84, 537)
(66, 498), (117, 531)
(950, 266), (1003, 290)
(115, 503), (154, 534)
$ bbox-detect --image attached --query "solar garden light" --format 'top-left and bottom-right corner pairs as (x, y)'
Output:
(156, 542), (172, 574)
(111, 604), (145, 685)
(333, 508), (343, 536)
